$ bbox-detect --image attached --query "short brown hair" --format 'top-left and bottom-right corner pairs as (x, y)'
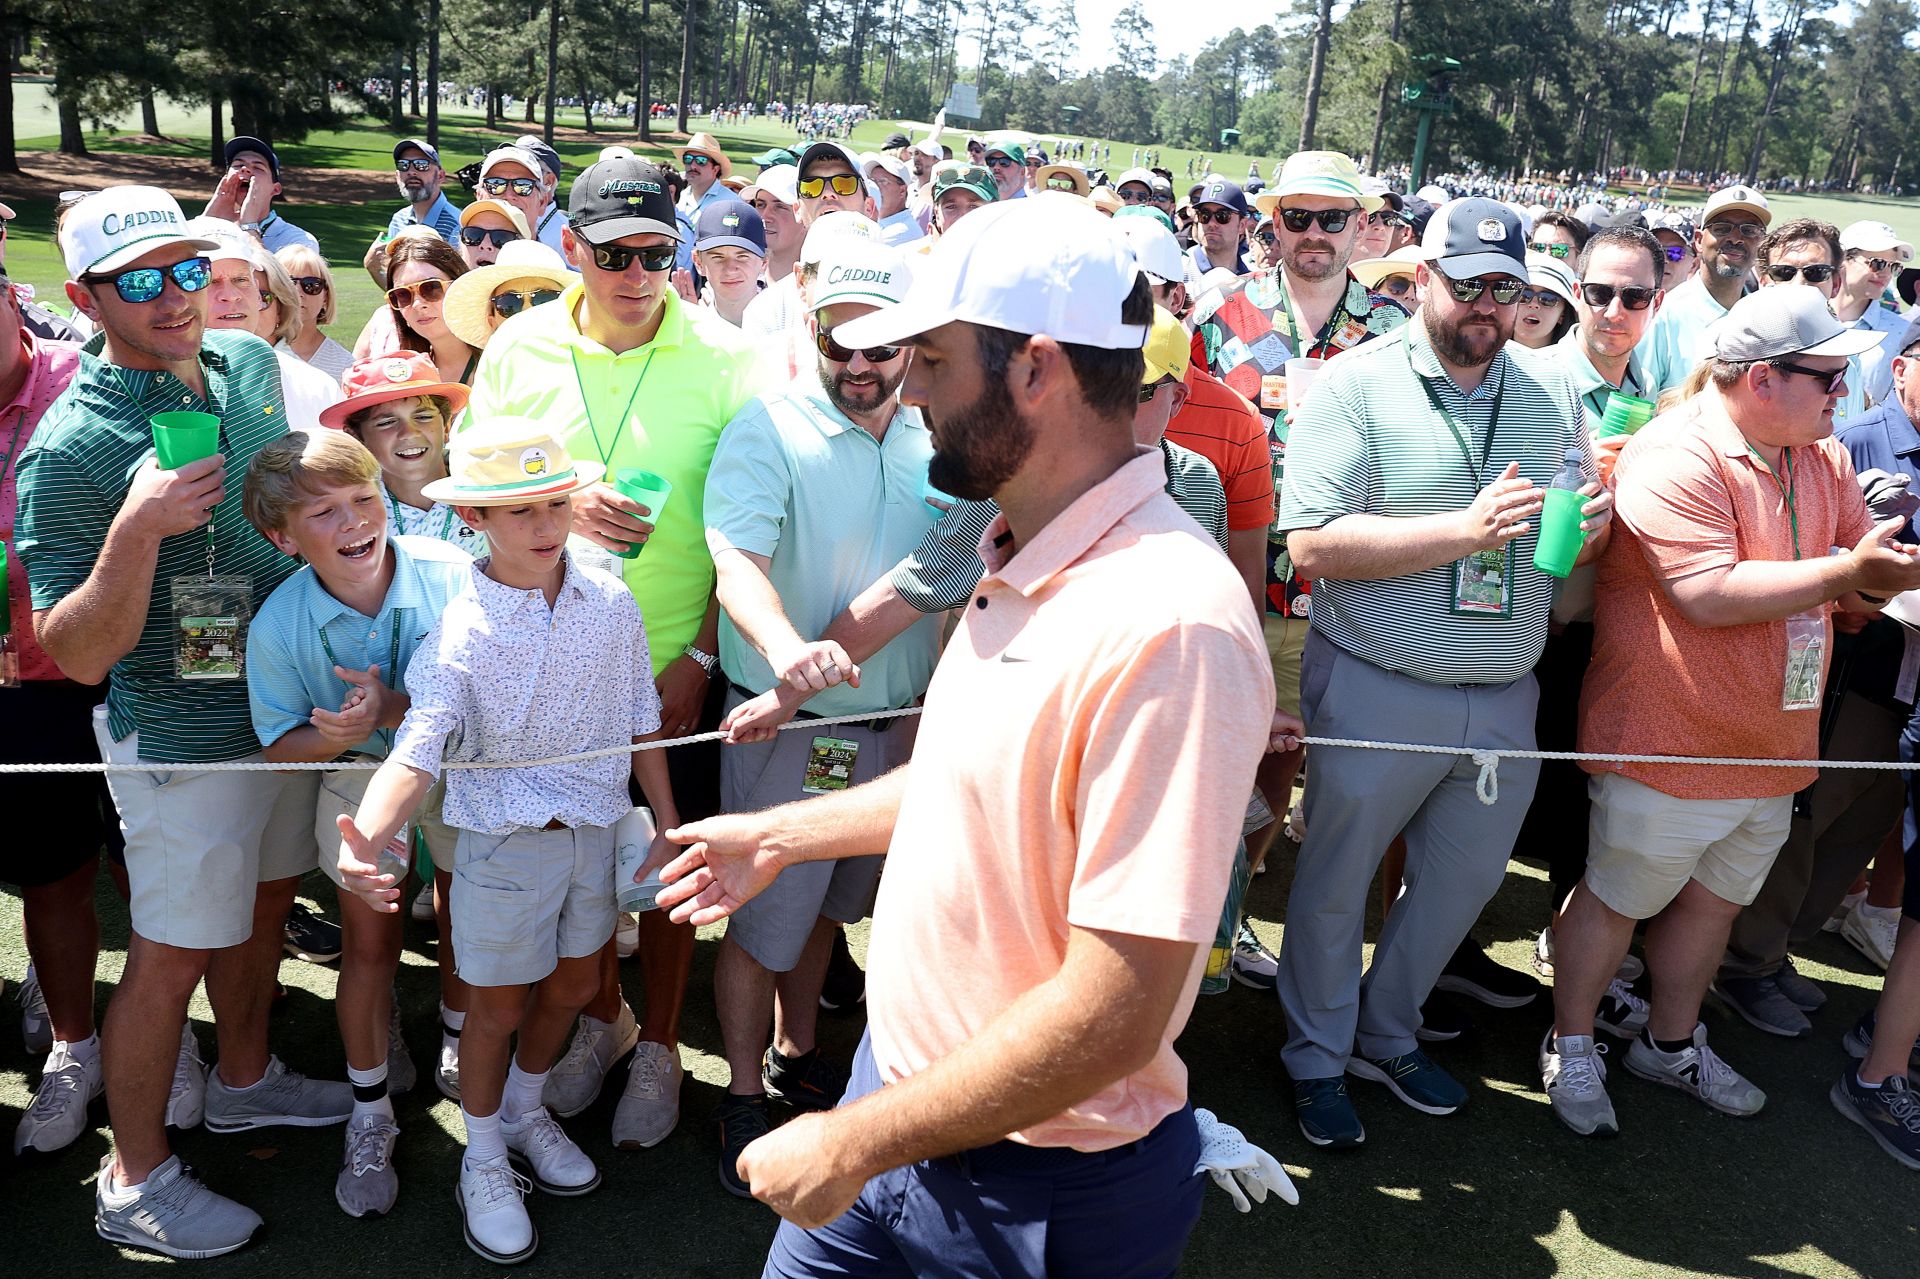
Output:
(243, 430), (381, 535)
(343, 394), (456, 436)
(1759, 218), (1841, 271)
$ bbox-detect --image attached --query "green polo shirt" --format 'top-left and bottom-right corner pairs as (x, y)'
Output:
(466, 285), (775, 676)
(16, 329), (295, 762)
(1552, 327), (1652, 434)
(1276, 323), (1586, 685)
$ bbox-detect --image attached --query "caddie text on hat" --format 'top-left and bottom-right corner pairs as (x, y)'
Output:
(825, 264), (898, 288)
(103, 206), (182, 238)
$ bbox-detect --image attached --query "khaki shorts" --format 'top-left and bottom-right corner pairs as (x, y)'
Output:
(93, 705), (319, 950)
(1584, 772), (1792, 920)
(314, 767), (459, 888)
(450, 824), (617, 988)
(1264, 613), (1308, 718)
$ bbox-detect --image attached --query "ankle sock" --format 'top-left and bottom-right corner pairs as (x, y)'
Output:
(1645, 1031), (1693, 1055)
(463, 1105), (506, 1165)
(62, 1033), (101, 1066)
(441, 1004), (467, 1034)
(1855, 1071), (1883, 1091)
(503, 1059), (547, 1122)
(348, 1061), (394, 1121)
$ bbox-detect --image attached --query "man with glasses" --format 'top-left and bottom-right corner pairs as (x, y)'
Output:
(455, 199), (531, 271)
(859, 153), (925, 247)
(1834, 221), (1913, 405)
(19, 186), (353, 1258)
(1547, 286), (1899, 1138)
(928, 161), (997, 235)
(1186, 177), (1251, 277)
(464, 156), (773, 1152)
(1114, 167), (1160, 210)
(795, 142), (874, 223)
(478, 146), (569, 259)
(1638, 184), (1771, 395)
(979, 137), (1028, 202)
(1527, 211), (1588, 263)
(365, 139), (461, 286)
(1650, 210), (1696, 293)
(1250, 213), (1282, 271)
(679, 132), (736, 220)
(1756, 218), (1863, 419)
(203, 136), (320, 256)
(1274, 199), (1604, 1149)
(1350, 183), (1406, 262)
(1555, 226), (1664, 430)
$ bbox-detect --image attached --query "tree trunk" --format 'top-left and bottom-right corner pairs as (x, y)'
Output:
(0, 33), (13, 174)
(486, 84), (498, 129)
(1742, 6), (1805, 184)
(208, 93), (223, 167)
(410, 46), (421, 117)
(1671, 23), (1709, 175)
(55, 85), (88, 157)
(1366, 0), (1406, 171)
(140, 88), (160, 137)
(389, 50), (405, 129)
(544, 0), (560, 142)
(427, 0), (442, 148)
(638, 0), (654, 140)
(677, 0), (699, 133)
(1298, 0), (1334, 150)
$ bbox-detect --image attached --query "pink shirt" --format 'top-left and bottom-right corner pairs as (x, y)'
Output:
(0, 330), (81, 682)
(865, 449), (1272, 1150)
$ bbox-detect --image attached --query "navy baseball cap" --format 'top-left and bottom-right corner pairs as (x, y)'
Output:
(393, 138), (440, 166)
(1421, 198), (1527, 279)
(224, 136), (279, 178)
(1187, 177), (1249, 216)
(694, 199), (767, 256)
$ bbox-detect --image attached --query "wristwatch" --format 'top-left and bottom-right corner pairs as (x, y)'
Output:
(682, 644), (718, 677)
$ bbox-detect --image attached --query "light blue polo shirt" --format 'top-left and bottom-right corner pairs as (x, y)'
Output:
(705, 378), (940, 716)
(248, 535), (475, 757)
(1637, 275), (1734, 395)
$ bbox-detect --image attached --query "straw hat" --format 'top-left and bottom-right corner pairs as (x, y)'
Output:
(1348, 245), (1428, 292)
(680, 132), (733, 180)
(442, 241), (573, 349)
(1033, 164), (1089, 197)
(1254, 150), (1384, 218)
(319, 352), (471, 432)
(422, 417), (605, 506)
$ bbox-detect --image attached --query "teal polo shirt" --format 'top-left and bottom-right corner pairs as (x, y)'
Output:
(704, 377), (940, 716)
(1552, 327), (1652, 433)
(16, 329), (294, 762)
(247, 535), (476, 757)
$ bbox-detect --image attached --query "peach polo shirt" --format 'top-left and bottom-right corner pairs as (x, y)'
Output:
(864, 448), (1273, 1151)
(1579, 395), (1873, 799)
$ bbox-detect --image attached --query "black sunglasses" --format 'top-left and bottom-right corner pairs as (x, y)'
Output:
(1193, 208), (1241, 226)
(490, 288), (562, 319)
(1254, 229), (1277, 246)
(1517, 287), (1563, 307)
(481, 176), (540, 198)
(816, 328), (902, 364)
(292, 275), (327, 297)
(1119, 187), (1155, 204)
(1436, 270), (1523, 305)
(1278, 207), (1356, 234)
(396, 158), (434, 173)
(591, 243), (677, 273)
(1765, 263), (1836, 284)
(85, 256), (211, 304)
(459, 227), (522, 248)
(1365, 210), (1403, 227)
(1768, 360), (1847, 394)
(1137, 376), (1176, 403)
(1853, 255), (1900, 274)
(1578, 282), (1658, 310)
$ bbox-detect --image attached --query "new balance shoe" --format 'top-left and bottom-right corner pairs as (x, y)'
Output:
(1841, 903), (1900, 970)
(1540, 1032), (1617, 1138)
(716, 1093), (773, 1197)
(502, 1106), (600, 1195)
(614, 912), (639, 958)
(1713, 975), (1812, 1038)
(95, 1155), (262, 1260)
(1824, 887), (1868, 933)
(203, 1056), (353, 1131)
(613, 1041), (684, 1149)
(543, 1005), (639, 1118)
(1831, 1071), (1920, 1170)
(1841, 1010), (1920, 1080)
(1772, 956), (1826, 1012)
(819, 928), (866, 1012)
(458, 1155), (536, 1264)
(1436, 941), (1541, 1009)
(1594, 979), (1650, 1038)
(1616, 951), (1645, 983)
(386, 996), (417, 1097)
(1229, 920), (1280, 991)
(19, 964), (51, 1054)
(409, 880), (436, 922)
(14, 1039), (104, 1155)
(282, 903), (343, 964)
(168, 1023), (207, 1130)
(763, 1045), (848, 1112)
(1624, 1024), (1765, 1117)
(1415, 993), (1474, 1043)
(1347, 1048), (1468, 1115)
(335, 1113), (401, 1218)
(1291, 1076), (1365, 1148)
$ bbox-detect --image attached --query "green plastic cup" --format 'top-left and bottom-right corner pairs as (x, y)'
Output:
(151, 412), (220, 469)
(1597, 392), (1656, 439)
(611, 468), (673, 559)
(1532, 487), (1588, 578)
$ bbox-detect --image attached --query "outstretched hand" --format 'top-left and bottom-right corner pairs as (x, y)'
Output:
(654, 813), (788, 926)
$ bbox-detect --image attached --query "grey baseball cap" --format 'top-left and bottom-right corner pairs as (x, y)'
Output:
(1420, 197), (1527, 280)
(1709, 285), (1888, 362)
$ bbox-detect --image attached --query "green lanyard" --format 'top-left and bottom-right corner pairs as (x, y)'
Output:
(1749, 444), (1801, 560)
(1410, 346), (1504, 490)
(387, 489), (458, 543)
(1276, 272), (1352, 357)
(569, 347), (657, 469)
(318, 613), (404, 691)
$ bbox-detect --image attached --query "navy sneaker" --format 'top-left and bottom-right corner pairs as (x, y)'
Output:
(282, 904), (342, 964)
(1292, 1077), (1365, 1148)
(1347, 1048), (1468, 1115)
(762, 1046), (848, 1112)
(1831, 1071), (1920, 1170)
(714, 1093), (772, 1198)
(1435, 941), (1541, 1010)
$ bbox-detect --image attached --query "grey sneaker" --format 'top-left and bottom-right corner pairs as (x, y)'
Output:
(14, 1040), (104, 1155)
(95, 1154), (262, 1259)
(1540, 1032), (1617, 1137)
(203, 1056), (353, 1132)
(167, 1024), (207, 1130)
(386, 997), (417, 1098)
(1714, 975), (1811, 1038)
(335, 1113), (401, 1218)
(1773, 956), (1826, 1012)
(410, 880), (436, 922)
(19, 964), (51, 1054)
(1594, 979), (1650, 1038)
(613, 1041), (685, 1149)
(543, 1004), (639, 1118)
(1624, 1024), (1766, 1117)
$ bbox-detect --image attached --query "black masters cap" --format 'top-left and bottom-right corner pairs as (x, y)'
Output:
(569, 158), (684, 245)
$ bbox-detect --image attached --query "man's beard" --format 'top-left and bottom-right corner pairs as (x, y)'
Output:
(924, 371), (1035, 502)
(1425, 300), (1513, 369)
(820, 356), (906, 419)
(1282, 235), (1352, 283)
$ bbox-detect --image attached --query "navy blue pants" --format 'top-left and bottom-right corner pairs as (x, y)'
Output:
(763, 1034), (1206, 1278)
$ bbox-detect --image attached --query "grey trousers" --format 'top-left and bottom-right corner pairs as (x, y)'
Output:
(1277, 631), (1542, 1078)
(1720, 690), (1904, 980)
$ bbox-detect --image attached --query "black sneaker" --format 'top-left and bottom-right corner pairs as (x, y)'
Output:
(715, 1093), (772, 1198)
(762, 1045), (849, 1112)
(818, 929), (866, 1012)
(1415, 992), (1475, 1043)
(1831, 1071), (1920, 1170)
(283, 905), (342, 964)
(1435, 940), (1541, 1009)
(1842, 1010), (1920, 1079)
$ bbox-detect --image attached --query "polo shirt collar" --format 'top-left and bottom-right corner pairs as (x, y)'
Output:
(979, 447), (1164, 597)
(1558, 327), (1647, 396)
(413, 192), (456, 226)
(792, 378), (922, 441)
(470, 550), (593, 615)
(1875, 394), (1920, 458)
(554, 283), (687, 356)
(76, 333), (232, 382)
(304, 536), (439, 629)
(1406, 318), (1506, 402)
(1, 328), (56, 419)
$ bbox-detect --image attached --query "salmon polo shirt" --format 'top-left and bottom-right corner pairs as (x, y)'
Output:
(864, 447), (1273, 1151)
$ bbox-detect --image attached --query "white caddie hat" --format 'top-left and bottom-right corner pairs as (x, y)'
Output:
(800, 211), (883, 268)
(810, 239), (913, 313)
(741, 163), (800, 208)
(61, 186), (219, 279)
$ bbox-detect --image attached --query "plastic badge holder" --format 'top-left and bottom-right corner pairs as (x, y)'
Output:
(614, 806), (667, 912)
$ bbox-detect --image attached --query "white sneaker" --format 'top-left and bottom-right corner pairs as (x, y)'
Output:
(410, 881), (436, 923)
(1825, 887), (1868, 933)
(457, 1154), (536, 1264)
(1624, 1024), (1766, 1117)
(14, 1039), (104, 1154)
(1284, 805), (1307, 843)
(502, 1106), (601, 1195)
(168, 1023), (207, 1129)
(543, 1005), (638, 1117)
(1841, 903), (1901, 971)
(614, 912), (639, 958)
(437, 1033), (463, 1101)
(613, 1041), (685, 1149)
(1541, 1032), (1617, 1137)
(19, 964), (51, 1054)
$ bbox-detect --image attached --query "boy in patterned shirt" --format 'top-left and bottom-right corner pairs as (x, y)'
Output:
(333, 418), (678, 1264)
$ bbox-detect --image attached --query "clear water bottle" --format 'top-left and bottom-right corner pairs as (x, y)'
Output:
(1532, 447), (1589, 579)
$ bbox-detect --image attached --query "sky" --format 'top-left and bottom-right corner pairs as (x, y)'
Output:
(948, 0), (1276, 78)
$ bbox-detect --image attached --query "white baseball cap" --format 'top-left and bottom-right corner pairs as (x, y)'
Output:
(799, 210), (882, 267)
(1113, 214), (1185, 286)
(1701, 183), (1771, 228)
(60, 186), (219, 279)
(860, 152), (912, 186)
(184, 217), (255, 264)
(810, 239), (913, 313)
(834, 192), (1147, 352)
(1840, 220), (1914, 262)
(742, 163), (799, 208)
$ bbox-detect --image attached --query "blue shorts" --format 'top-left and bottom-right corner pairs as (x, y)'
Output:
(764, 1034), (1205, 1279)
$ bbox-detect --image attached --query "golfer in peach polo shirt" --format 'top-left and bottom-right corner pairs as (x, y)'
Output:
(659, 195), (1297, 1277)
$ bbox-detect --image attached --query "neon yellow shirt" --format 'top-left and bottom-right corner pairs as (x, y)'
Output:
(465, 285), (777, 675)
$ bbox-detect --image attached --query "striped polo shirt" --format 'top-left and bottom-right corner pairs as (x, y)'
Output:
(1276, 321), (1587, 685)
(15, 329), (296, 761)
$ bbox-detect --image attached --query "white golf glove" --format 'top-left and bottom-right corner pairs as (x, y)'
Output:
(1192, 1108), (1298, 1212)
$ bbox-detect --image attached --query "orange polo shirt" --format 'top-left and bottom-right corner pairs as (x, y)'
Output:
(1579, 394), (1873, 799)
(864, 448), (1273, 1151)
(1165, 363), (1275, 533)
